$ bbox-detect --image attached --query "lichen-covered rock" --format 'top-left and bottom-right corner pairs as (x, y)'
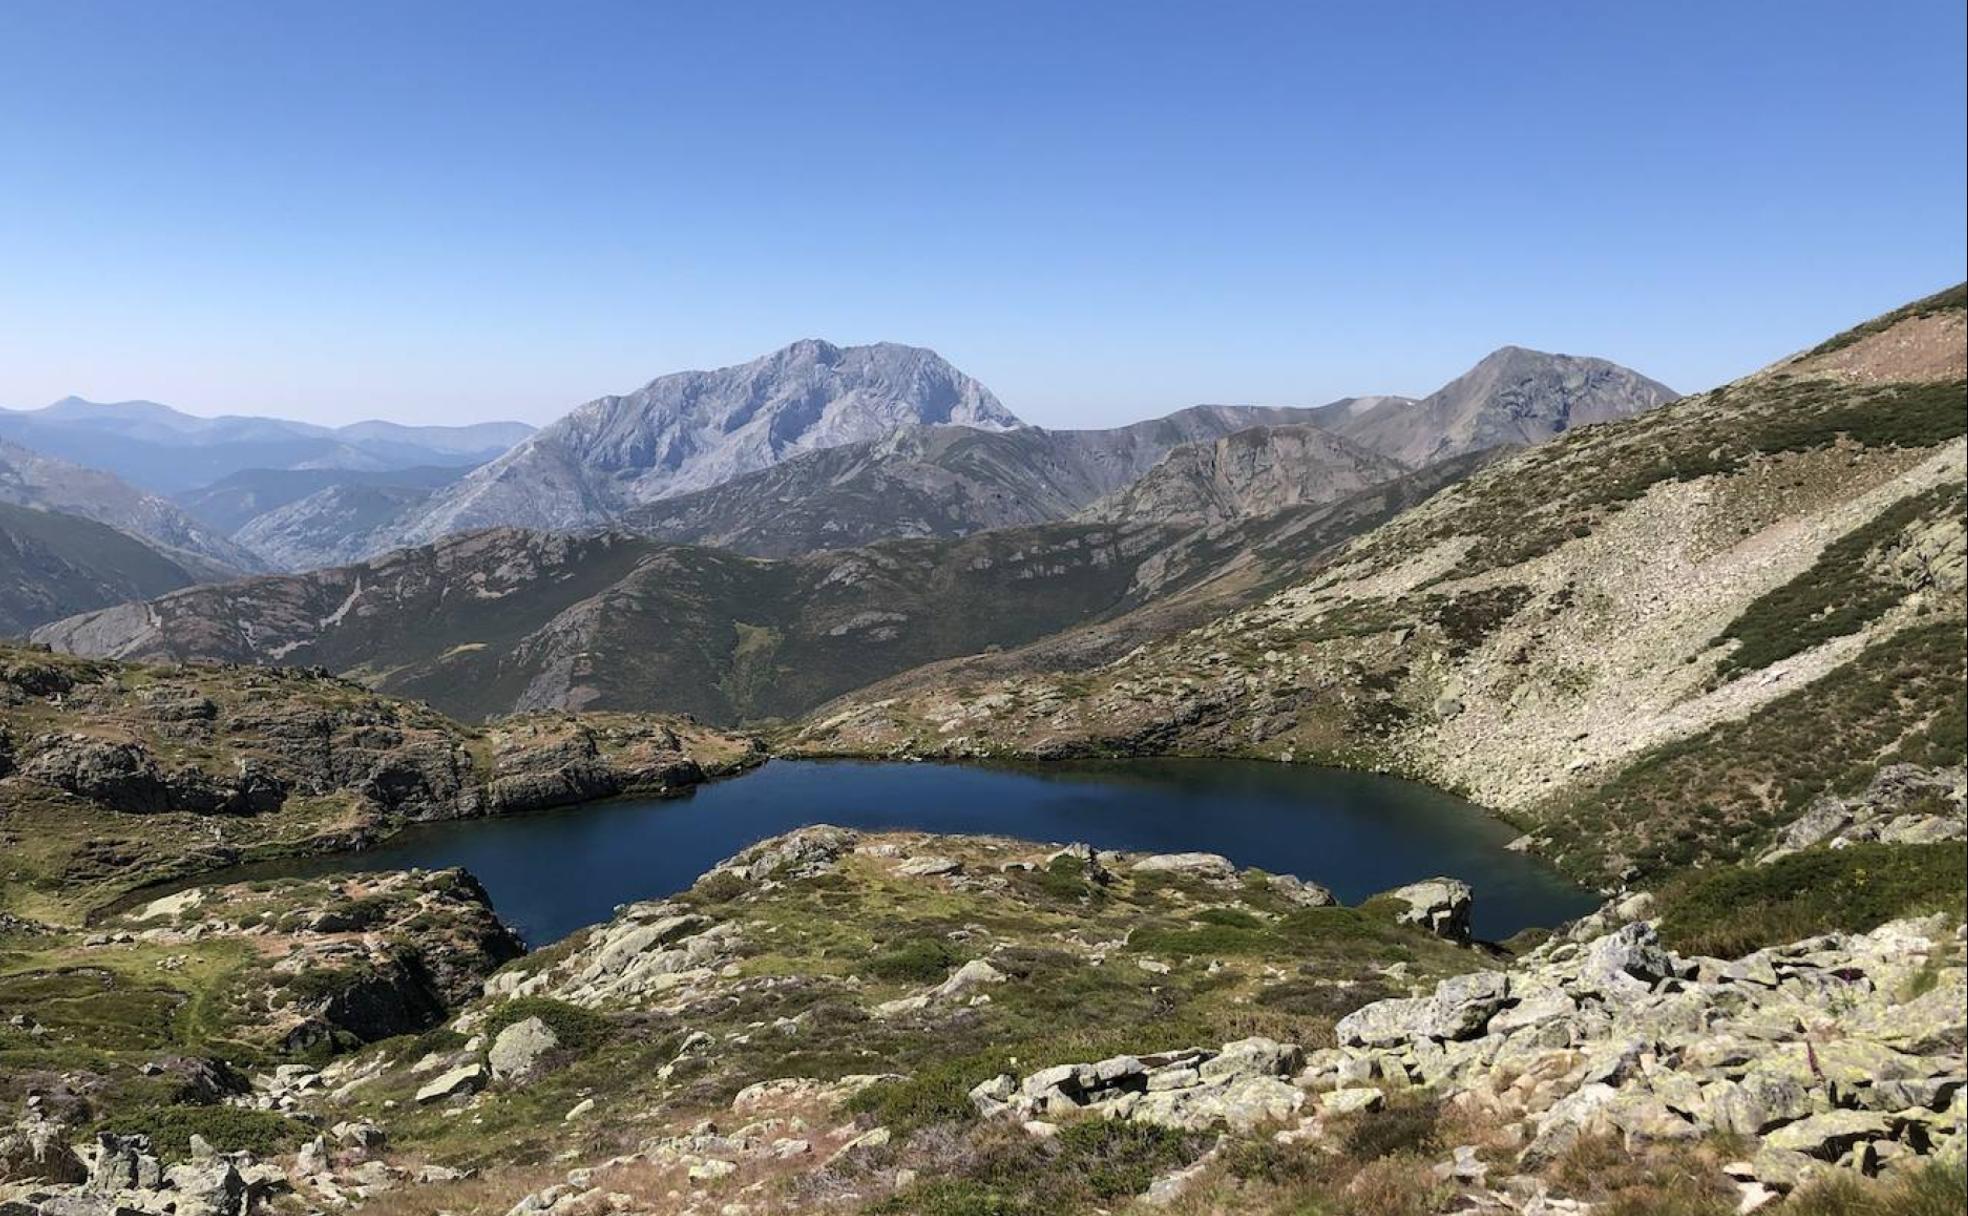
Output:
(1132, 852), (1238, 880)
(1761, 764), (1967, 862)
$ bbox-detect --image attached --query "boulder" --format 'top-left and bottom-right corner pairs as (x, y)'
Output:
(163, 1156), (248, 1215)
(1763, 1110), (1893, 1160)
(933, 958), (1007, 1001)
(1423, 970), (1511, 1040)
(1268, 874), (1337, 907)
(1131, 852), (1239, 880)
(1199, 1036), (1302, 1084)
(87, 1132), (163, 1193)
(1335, 995), (1435, 1048)
(1380, 877), (1473, 942)
(1320, 1087), (1386, 1114)
(488, 1016), (561, 1082)
(24, 736), (171, 812)
(414, 1063), (487, 1104)
(720, 826), (859, 882)
(1578, 923), (1673, 996)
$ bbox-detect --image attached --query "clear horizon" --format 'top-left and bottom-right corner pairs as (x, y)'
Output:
(2, 2), (1963, 430)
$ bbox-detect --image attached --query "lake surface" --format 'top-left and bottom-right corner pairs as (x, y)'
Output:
(197, 759), (1597, 945)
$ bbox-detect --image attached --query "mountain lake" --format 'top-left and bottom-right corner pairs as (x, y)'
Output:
(174, 759), (1602, 945)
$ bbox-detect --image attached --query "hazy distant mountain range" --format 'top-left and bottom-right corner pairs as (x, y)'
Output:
(0, 438), (264, 577)
(0, 396), (533, 494)
(23, 331), (1689, 713)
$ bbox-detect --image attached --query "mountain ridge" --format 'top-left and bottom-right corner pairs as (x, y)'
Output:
(788, 287), (1967, 893)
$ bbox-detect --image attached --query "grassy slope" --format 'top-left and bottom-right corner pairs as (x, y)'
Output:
(0, 501), (204, 634)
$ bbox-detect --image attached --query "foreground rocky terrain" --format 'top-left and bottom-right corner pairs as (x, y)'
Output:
(2, 825), (1959, 1215)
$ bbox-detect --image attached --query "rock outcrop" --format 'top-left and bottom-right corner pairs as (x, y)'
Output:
(968, 911), (1963, 1204)
(1760, 763), (1967, 863)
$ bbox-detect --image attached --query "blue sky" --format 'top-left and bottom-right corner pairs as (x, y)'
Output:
(1, 2), (1962, 429)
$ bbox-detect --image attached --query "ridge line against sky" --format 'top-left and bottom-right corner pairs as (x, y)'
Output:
(1, 1), (1963, 430)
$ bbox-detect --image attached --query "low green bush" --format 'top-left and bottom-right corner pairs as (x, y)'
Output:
(96, 1105), (303, 1162)
(862, 935), (961, 983)
(1657, 843), (1967, 958)
(480, 995), (612, 1051)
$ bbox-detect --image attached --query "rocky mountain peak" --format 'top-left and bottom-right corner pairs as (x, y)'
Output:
(362, 340), (1019, 552)
(1320, 347), (1675, 468)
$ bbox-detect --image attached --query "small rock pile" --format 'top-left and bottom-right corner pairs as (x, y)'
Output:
(495, 1075), (896, 1216)
(971, 1036), (1307, 1132)
(0, 1132), (287, 1216)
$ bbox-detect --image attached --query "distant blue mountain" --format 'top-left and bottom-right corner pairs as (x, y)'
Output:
(0, 396), (533, 494)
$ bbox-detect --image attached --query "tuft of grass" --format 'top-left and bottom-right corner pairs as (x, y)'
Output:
(867, 1117), (1207, 1215)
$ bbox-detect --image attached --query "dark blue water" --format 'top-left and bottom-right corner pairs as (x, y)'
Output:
(198, 759), (1596, 945)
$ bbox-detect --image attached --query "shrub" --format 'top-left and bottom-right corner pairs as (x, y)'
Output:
(862, 935), (961, 983)
(867, 1117), (1206, 1215)
(688, 871), (748, 905)
(96, 1106), (303, 1162)
(1052, 1119), (1207, 1200)
(1657, 843), (1967, 958)
(1341, 1095), (1441, 1159)
(846, 1050), (1010, 1132)
(480, 996), (612, 1051)
(1015, 853), (1100, 903)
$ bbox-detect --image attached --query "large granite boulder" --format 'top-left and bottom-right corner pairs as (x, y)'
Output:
(489, 1016), (561, 1082)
